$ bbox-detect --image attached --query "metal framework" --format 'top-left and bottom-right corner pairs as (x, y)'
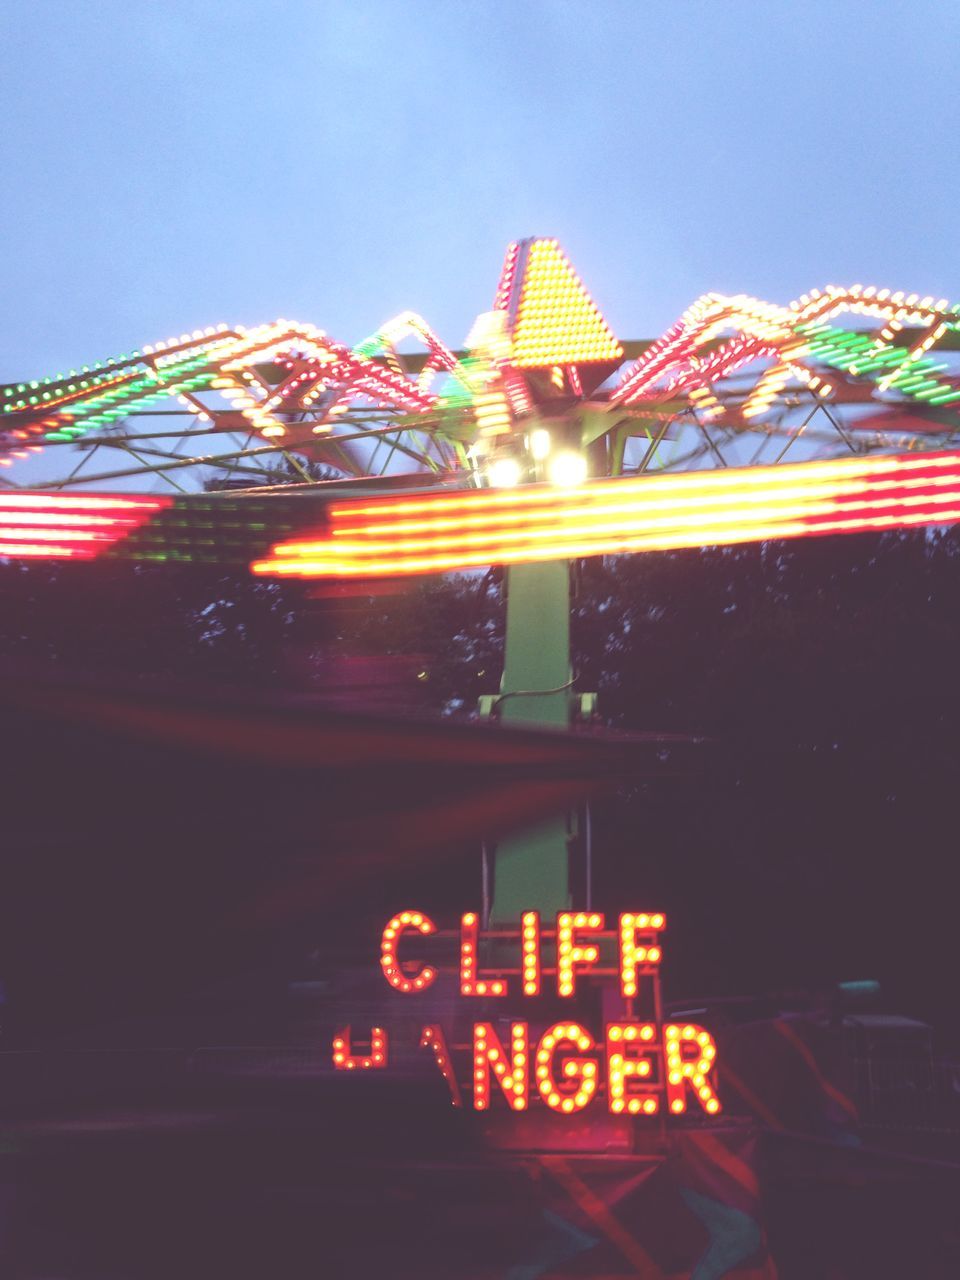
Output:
(2, 238), (958, 507)
(3, 238), (959, 921)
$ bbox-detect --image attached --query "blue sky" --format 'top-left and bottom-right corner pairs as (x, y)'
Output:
(1, 0), (958, 384)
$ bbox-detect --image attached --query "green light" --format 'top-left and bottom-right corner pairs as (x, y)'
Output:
(897, 376), (932, 392)
(850, 353), (901, 374)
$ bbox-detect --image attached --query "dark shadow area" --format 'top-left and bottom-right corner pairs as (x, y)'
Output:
(1, 528), (959, 1277)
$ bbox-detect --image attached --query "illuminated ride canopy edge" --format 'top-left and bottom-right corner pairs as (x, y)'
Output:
(1, 236), (959, 573)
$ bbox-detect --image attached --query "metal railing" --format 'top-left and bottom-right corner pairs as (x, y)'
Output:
(855, 1057), (960, 1131)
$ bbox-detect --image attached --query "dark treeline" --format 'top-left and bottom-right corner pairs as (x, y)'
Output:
(1, 528), (958, 1031)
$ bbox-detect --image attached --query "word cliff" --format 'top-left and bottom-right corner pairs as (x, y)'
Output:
(332, 910), (722, 1118)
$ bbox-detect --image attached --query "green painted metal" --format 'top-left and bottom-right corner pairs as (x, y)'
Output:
(499, 560), (572, 730)
(489, 557), (574, 924)
(608, 423), (629, 477)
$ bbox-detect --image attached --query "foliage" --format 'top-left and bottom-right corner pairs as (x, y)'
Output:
(3, 528), (959, 1018)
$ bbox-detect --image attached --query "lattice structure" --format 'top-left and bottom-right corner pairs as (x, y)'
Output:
(2, 238), (959, 571)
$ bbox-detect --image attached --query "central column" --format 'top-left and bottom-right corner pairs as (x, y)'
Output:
(489, 557), (573, 923)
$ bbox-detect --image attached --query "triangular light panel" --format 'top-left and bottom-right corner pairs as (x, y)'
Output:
(505, 238), (623, 369)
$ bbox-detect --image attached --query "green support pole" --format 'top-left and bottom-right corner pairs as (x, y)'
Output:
(489, 557), (573, 924)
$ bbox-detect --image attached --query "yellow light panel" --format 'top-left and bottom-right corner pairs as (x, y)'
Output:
(510, 239), (623, 369)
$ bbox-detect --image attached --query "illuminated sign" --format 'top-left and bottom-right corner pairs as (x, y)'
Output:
(333, 910), (721, 1118)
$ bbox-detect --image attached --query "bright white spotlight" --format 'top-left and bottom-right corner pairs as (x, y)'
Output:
(529, 427), (552, 460)
(547, 450), (588, 487)
(487, 456), (523, 488)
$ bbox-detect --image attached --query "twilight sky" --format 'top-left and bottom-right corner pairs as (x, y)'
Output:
(1, 0), (958, 385)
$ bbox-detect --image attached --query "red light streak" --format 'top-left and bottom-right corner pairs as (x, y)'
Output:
(0, 493), (172, 560)
(0, 542), (88, 558)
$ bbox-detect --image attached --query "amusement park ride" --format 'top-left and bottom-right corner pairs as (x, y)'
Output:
(3, 237), (960, 931)
(6, 242), (960, 1273)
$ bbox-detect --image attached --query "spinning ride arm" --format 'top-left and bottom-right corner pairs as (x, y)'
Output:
(4, 238), (960, 918)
